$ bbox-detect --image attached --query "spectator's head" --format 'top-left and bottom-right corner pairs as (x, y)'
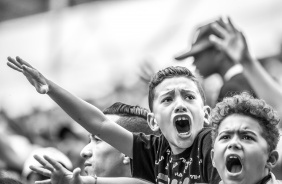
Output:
(80, 102), (158, 177)
(210, 92), (280, 184)
(147, 66), (210, 155)
(175, 18), (234, 78)
(22, 147), (73, 184)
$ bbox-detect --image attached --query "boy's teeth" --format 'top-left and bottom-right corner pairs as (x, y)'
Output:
(177, 117), (188, 121)
(175, 116), (190, 135)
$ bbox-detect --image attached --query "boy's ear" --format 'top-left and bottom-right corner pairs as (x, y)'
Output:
(203, 106), (211, 125)
(122, 154), (130, 165)
(266, 150), (279, 170)
(210, 149), (216, 167)
(147, 112), (160, 132)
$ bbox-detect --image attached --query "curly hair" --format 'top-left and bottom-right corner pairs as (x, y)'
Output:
(148, 66), (206, 111)
(211, 92), (280, 152)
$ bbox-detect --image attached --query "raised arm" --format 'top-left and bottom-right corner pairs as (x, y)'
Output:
(7, 56), (133, 158)
(208, 18), (282, 119)
(30, 155), (153, 184)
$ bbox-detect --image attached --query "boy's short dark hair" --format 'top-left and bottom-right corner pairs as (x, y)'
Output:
(148, 66), (206, 111)
(211, 92), (280, 152)
(103, 102), (158, 135)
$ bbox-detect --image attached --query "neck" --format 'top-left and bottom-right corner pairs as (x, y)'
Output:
(170, 144), (186, 155)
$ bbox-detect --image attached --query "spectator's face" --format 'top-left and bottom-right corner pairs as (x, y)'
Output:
(151, 77), (207, 154)
(80, 116), (130, 177)
(211, 114), (270, 184)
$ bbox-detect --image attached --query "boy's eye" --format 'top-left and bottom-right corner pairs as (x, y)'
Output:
(162, 97), (172, 103)
(94, 136), (102, 142)
(242, 135), (254, 140)
(219, 135), (230, 140)
(91, 135), (102, 143)
(185, 95), (195, 100)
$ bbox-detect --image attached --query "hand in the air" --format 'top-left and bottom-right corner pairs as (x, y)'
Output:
(208, 17), (252, 65)
(30, 155), (87, 184)
(7, 56), (49, 94)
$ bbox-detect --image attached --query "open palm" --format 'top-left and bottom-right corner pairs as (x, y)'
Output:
(208, 17), (250, 64)
(30, 155), (85, 184)
(7, 56), (49, 94)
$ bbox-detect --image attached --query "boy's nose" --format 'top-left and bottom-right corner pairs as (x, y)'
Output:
(175, 104), (187, 113)
(80, 145), (93, 159)
(228, 137), (242, 150)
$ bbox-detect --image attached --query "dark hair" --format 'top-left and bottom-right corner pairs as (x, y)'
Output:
(0, 178), (23, 184)
(148, 66), (206, 111)
(211, 92), (280, 152)
(103, 102), (158, 135)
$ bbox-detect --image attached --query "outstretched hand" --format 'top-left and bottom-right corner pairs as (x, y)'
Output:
(7, 56), (49, 94)
(208, 17), (252, 64)
(30, 155), (93, 184)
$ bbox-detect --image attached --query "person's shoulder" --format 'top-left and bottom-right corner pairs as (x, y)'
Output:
(268, 173), (282, 184)
(133, 132), (164, 146)
(196, 128), (213, 149)
(133, 132), (162, 139)
(198, 127), (212, 137)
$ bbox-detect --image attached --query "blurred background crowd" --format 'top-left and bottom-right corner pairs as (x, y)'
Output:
(0, 0), (282, 183)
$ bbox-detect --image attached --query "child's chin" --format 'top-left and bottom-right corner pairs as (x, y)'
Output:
(223, 167), (244, 182)
(177, 131), (191, 139)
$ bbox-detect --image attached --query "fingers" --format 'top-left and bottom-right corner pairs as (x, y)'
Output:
(34, 155), (54, 171)
(73, 167), (81, 177)
(44, 155), (64, 171)
(212, 22), (230, 38)
(35, 179), (52, 184)
(7, 57), (23, 72)
(22, 64), (37, 76)
(209, 34), (224, 50)
(16, 56), (33, 68)
(216, 17), (227, 29)
(30, 165), (52, 177)
(227, 17), (240, 34)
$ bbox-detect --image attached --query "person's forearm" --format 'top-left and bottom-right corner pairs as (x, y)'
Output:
(242, 56), (282, 118)
(46, 80), (133, 157)
(47, 80), (106, 134)
(94, 177), (154, 184)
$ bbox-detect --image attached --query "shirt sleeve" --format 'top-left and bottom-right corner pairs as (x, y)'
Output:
(130, 133), (159, 183)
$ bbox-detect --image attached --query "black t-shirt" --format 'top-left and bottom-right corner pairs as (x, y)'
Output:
(131, 128), (220, 184)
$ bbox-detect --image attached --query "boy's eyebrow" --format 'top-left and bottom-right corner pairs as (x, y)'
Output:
(181, 89), (197, 94)
(218, 129), (258, 136)
(159, 89), (175, 97)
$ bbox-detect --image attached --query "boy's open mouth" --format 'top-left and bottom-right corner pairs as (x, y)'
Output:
(226, 155), (243, 174)
(175, 116), (190, 135)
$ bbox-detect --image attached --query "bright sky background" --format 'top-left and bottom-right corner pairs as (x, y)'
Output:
(1, 0), (282, 117)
